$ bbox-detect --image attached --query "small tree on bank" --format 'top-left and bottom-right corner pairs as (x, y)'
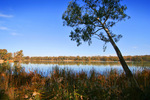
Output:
(14, 50), (23, 62)
(62, 0), (141, 90)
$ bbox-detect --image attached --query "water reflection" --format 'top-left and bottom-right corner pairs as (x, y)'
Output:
(1, 61), (150, 77)
(12, 61), (148, 76)
(22, 61), (150, 67)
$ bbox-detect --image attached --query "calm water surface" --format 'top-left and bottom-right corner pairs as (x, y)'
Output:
(11, 61), (150, 76)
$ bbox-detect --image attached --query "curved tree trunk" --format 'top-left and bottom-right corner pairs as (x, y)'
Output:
(103, 28), (140, 89)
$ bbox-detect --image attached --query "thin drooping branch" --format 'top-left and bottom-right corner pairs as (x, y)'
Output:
(94, 36), (101, 40)
(93, 28), (103, 34)
(94, 33), (102, 40)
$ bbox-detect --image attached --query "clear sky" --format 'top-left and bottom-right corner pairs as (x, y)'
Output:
(0, 0), (150, 57)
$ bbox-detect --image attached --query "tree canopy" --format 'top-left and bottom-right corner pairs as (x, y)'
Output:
(62, 0), (130, 49)
(14, 50), (23, 62)
(0, 49), (12, 61)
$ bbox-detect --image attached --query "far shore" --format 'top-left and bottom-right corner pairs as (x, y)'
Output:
(0, 59), (136, 64)
(0, 60), (13, 64)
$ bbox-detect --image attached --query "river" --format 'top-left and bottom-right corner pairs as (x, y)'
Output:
(9, 61), (150, 76)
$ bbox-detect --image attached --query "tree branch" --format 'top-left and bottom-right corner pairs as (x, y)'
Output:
(94, 33), (102, 40)
(85, 2), (105, 27)
(94, 28), (103, 34)
(103, 8), (110, 25)
(94, 36), (101, 40)
(103, 15), (109, 25)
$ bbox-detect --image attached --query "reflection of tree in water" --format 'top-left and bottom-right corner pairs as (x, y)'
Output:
(0, 63), (11, 74)
(22, 61), (150, 67)
(0, 62), (25, 76)
(13, 62), (24, 75)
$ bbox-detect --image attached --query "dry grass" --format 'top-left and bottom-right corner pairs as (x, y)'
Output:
(0, 63), (150, 100)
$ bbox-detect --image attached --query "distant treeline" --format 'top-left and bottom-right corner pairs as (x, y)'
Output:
(23, 55), (150, 62)
(1, 49), (150, 62)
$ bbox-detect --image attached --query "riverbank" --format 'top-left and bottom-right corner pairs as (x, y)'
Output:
(0, 60), (13, 64)
(0, 64), (149, 99)
(0, 60), (3, 63)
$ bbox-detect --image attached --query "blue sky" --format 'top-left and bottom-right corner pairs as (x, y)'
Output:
(0, 0), (150, 57)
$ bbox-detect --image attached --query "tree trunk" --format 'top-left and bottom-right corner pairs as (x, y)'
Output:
(103, 28), (140, 89)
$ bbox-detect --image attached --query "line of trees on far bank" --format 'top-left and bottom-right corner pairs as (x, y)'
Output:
(23, 55), (150, 62)
(0, 49), (150, 62)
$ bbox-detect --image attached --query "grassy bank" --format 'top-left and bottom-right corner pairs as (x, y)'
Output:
(0, 63), (150, 100)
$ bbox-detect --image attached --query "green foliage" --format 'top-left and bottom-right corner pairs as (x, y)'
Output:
(0, 49), (12, 61)
(62, 0), (130, 47)
(14, 50), (24, 62)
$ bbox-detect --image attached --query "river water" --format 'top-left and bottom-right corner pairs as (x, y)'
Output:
(9, 61), (150, 76)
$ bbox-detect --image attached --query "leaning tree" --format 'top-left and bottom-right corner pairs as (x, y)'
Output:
(62, 0), (141, 89)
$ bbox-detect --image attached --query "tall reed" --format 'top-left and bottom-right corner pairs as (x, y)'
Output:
(0, 63), (150, 99)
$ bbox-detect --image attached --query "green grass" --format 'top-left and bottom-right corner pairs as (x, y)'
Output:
(0, 63), (150, 100)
